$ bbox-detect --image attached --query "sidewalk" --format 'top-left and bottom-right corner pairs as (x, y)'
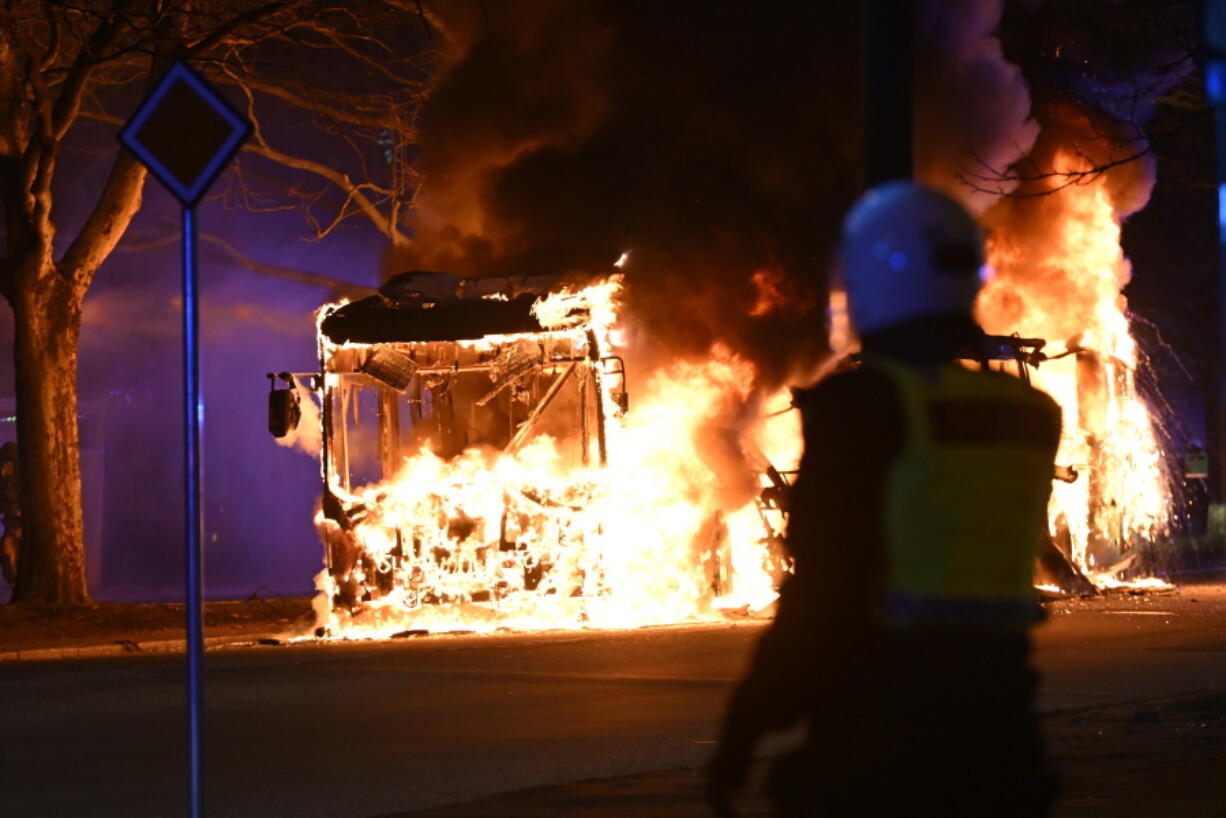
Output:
(0, 595), (313, 661)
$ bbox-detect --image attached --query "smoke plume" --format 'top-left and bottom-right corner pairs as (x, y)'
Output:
(396, 1), (860, 389)
(914, 0), (1040, 211)
(974, 0), (1197, 340)
(273, 378), (322, 458)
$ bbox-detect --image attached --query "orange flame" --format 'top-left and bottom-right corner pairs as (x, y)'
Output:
(748, 268), (789, 317)
(311, 279), (800, 637)
(979, 156), (1170, 585)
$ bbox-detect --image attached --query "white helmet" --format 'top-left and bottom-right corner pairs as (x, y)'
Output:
(838, 181), (985, 335)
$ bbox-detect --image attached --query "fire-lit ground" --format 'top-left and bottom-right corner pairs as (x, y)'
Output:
(4, 580), (1226, 817)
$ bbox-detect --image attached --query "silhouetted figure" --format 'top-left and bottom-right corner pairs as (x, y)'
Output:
(0, 441), (21, 591)
(709, 183), (1060, 817)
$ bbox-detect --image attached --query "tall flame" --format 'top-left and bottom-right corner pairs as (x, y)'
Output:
(978, 157), (1170, 579)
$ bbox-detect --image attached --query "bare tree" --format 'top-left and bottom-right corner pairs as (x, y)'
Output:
(959, 0), (1205, 198)
(0, 1), (432, 604)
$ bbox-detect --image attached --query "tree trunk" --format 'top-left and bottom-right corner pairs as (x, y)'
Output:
(11, 263), (88, 605)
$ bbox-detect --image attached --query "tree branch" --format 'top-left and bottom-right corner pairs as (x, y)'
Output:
(115, 224), (368, 296)
(312, 24), (427, 88)
(200, 232), (369, 297)
(49, 0), (135, 140)
(242, 140), (408, 245)
(0, 8), (55, 145)
(60, 149), (146, 297)
(35, 2), (63, 73)
(957, 143), (1155, 198)
(226, 73), (416, 132)
(185, 1), (296, 56)
(0, 8), (59, 218)
(957, 103), (1213, 199)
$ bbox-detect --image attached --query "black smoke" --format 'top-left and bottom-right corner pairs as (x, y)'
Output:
(397, 1), (861, 388)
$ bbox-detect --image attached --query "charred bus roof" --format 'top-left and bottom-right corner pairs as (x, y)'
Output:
(319, 271), (565, 345)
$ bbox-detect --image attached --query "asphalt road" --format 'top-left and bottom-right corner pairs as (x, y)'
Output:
(3, 582), (1225, 818)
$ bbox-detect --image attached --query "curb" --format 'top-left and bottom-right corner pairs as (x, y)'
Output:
(0, 634), (277, 663)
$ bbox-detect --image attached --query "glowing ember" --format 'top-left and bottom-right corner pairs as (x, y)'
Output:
(979, 154), (1171, 590)
(1087, 574), (1173, 592)
(308, 278), (799, 638)
(748, 268), (789, 317)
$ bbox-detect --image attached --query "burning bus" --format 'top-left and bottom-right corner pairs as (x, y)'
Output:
(270, 202), (1174, 639)
(269, 273), (796, 637)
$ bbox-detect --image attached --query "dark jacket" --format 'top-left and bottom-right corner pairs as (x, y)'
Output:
(714, 316), (1055, 816)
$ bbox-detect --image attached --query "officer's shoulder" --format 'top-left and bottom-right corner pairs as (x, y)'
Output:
(977, 367), (1059, 405)
(796, 366), (899, 417)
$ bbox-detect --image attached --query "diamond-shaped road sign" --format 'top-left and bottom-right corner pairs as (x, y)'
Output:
(119, 59), (251, 818)
(119, 61), (251, 206)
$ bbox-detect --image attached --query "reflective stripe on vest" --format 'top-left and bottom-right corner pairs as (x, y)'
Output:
(867, 356), (1061, 631)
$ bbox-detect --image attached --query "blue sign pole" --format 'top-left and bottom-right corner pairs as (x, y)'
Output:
(118, 61), (251, 817)
(183, 205), (205, 818)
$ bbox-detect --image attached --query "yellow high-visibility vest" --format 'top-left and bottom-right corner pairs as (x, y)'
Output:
(866, 356), (1061, 631)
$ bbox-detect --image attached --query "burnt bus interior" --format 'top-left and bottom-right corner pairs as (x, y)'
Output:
(322, 308), (625, 493)
(274, 277), (630, 611)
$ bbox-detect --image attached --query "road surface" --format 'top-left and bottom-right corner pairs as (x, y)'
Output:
(3, 582), (1224, 817)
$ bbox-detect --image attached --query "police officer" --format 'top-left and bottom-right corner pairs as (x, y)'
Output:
(708, 182), (1060, 817)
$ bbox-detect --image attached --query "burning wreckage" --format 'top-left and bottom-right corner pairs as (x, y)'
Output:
(270, 268), (1171, 638)
(270, 275), (795, 636)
